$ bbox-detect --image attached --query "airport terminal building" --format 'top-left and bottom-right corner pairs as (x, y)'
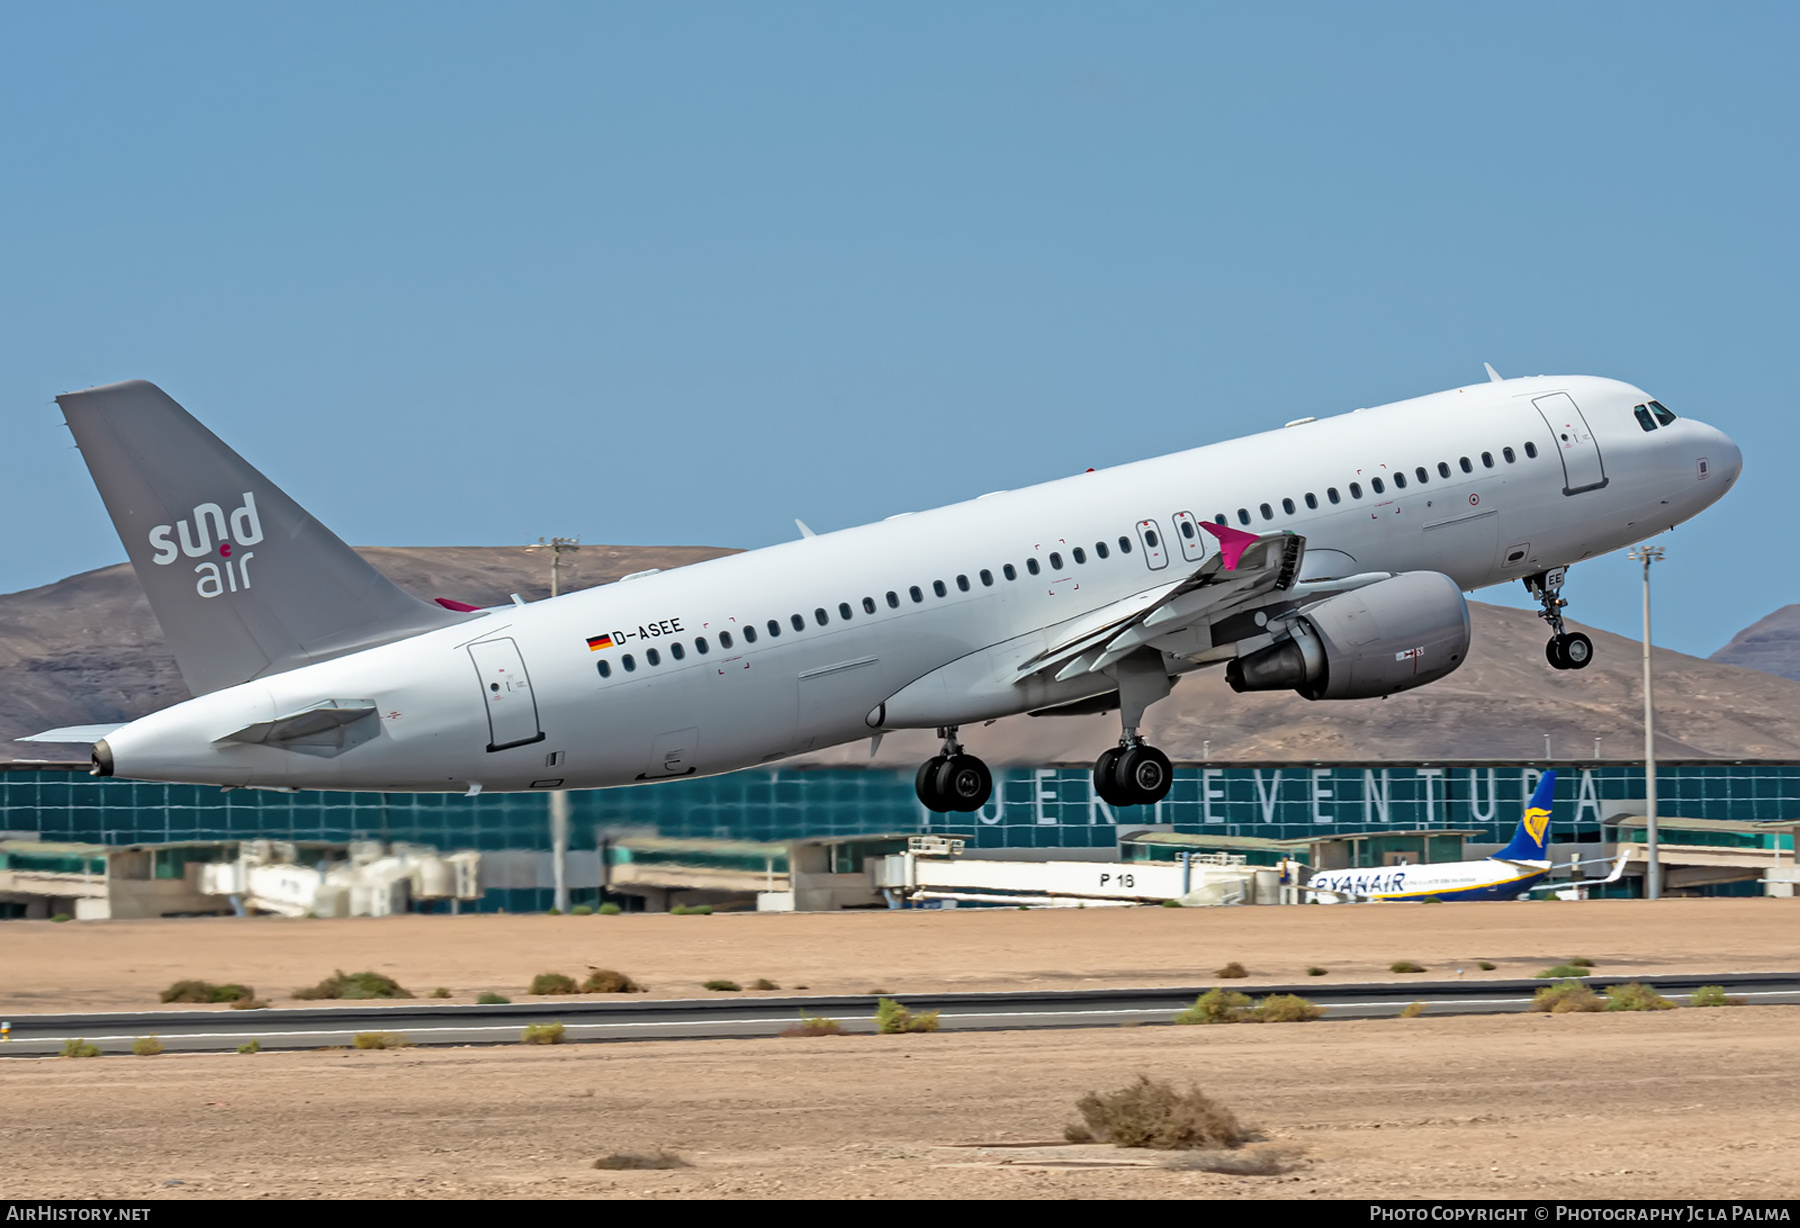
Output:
(3, 758), (1797, 910)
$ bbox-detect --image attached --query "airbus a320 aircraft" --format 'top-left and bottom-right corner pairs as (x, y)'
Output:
(32, 371), (1739, 814)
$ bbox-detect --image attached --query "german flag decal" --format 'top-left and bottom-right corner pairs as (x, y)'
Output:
(586, 633), (616, 652)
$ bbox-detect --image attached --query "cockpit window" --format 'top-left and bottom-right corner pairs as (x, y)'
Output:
(1648, 400), (1677, 426)
(1633, 404), (1658, 432)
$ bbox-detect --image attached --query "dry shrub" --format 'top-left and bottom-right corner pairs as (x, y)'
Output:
(1305, 966), (1328, 977)
(593, 1148), (689, 1170)
(429, 987), (451, 999)
(1389, 961), (1426, 974)
(751, 978), (780, 991)
(1477, 961), (1497, 971)
(236, 1040), (260, 1055)
(1689, 985), (1743, 1008)
(780, 1013), (844, 1038)
(61, 1038), (101, 1058)
(528, 972), (580, 996)
(1174, 988), (1251, 1025)
(1215, 961), (1249, 979)
(1398, 1001), (1427, 1019)
(1249, 994), (1322, 1023)
(477, 992), (511, 1005)
(1603, 983), (1676, 1012)
(1532, 981), (1603, 1013)
(874, 997), (939, 1033)
(351, 1031), (408, 1049)
(1536, 963), (1593, 980)
(703, 979), (742, 992)
(131, 1036), (163, 1056)
(1065, 1076), (1251, 1150)
(582, 969), (641, 993)
(161, 980), (255, 1004)
(597, 903), (622, 916)
(293, 970), (411, 1000)
(520, 1022), (566, 1045)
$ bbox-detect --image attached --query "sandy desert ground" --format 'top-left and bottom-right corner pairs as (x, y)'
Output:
(2, 1009), (1795, 1200)
(0, 896), (1794, 1012)
(3, 898), (1797, 1200)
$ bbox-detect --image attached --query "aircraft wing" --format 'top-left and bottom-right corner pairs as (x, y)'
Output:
(1006, 525), (1309, 684)
(1521, 852), (1630, 893)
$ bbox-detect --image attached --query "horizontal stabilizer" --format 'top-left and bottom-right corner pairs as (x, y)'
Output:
(19, 724), (126, 744)
(218, 699), (379, 757)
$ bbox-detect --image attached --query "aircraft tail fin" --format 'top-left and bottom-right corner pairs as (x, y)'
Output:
(56, 380), (472, 696)
(1494, 769), (1556, 861)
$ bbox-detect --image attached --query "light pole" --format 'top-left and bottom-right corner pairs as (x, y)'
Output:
(1628, 545), (1665, 899)
(527, 536), (580, 913)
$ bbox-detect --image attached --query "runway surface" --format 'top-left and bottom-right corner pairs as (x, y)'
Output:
(5, 971), (1796, 1055)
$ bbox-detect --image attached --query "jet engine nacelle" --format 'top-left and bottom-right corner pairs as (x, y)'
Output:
(1225, 571), (1470, 700)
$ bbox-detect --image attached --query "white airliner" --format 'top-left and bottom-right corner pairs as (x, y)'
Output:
(31, 370), (1739, 813)
(1303, 770), (1627, 903)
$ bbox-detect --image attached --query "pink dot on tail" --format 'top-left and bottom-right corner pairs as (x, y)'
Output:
(219, 543), (232, 557)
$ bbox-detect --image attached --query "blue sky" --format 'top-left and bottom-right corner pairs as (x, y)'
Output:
(1, 3), (1793, 657)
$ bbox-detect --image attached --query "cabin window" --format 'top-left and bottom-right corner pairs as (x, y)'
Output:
(863, 596), (877, 613)
(932, 579), (947, 597)
(1372, 477), (1386, 493)
(1002, 564), (1016, 581)
(1094, 541), (1109, 559)
(1503, 447), (1516, 463)
(766, 619), (781, 637)
(1649, 400), (1677, 425)
(1524, 441), (1538, 459)
(1178, 521), (1195, 540)
(741, 626), (756, 644)
(1327, 488), (1340, 504)
(1144, 529), (1159, 547)
(887, 591), (900, 608)
(956, 574), (970, 591)
(909, 585), (924, 603)
(669, 642), (685, 661)
(791, 613), (806, 631)
(1482, 452), (1495, 468)
(1026, 558), (1040, 576)
(979, 569), (993, 586)
(1415, 467), (1429, 483)
(621, 653), (636, 672)
(695, 636), (709, 655)
(1118, 536), (1132, 553)
(1259, 503), (1273, 520)
(837, 603), (852, 621)
(596, 659), (612, 678)
(1237, 508), (1251, 525)
(1071, 548), (1086, 565)
(1349, 482), (1363, 499)
(1438, 462), (1452, 478)
(1047, 552), (1062, 570)
(1634, 405), (1657, 432)
(1392, 472), (1406, 489)
(1304, 493), (1318, 509)
(646, 648), (661, 666)
(1282, 497), (1296, 515)
(720, 631), (734, 648)
(1459, 457), (1472, 473)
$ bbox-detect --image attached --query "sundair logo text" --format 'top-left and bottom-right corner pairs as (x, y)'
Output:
(146, 493), (263, 600)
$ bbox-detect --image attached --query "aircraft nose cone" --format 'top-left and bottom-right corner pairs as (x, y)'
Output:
(1716, 429), (1744, 487)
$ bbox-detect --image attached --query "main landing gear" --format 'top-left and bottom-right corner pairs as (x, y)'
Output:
(914, 727), (993, 814)
(1525, 567), (1593, 671)
(1093, 738), (1173, 808)
(1092, 648), (1176, 808)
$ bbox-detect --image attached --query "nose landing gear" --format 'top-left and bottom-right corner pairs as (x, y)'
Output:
(914, 727), (993, 813)
(1525, 567), (1593, 671)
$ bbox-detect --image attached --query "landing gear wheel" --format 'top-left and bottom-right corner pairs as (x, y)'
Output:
(1092, 747), (1128, 807)
(935, 754), (993, 813)
(914, 755), (948, 811)
(1560, 632), (1593, 670)
(1115, 744), (1174, 806)
(1546, 638), (1568, 670)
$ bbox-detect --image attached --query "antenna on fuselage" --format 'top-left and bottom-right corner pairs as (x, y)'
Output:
(1484, 362), (1504, 383)
(795, 519), (817, 539)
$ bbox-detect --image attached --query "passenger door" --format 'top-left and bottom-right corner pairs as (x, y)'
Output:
(1533, 393), (1607, 495)
(467, 637), (545, 752)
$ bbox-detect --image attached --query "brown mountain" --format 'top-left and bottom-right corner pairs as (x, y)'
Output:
(1710, 604), (1800, 684)
(4, 547), (1799, 764)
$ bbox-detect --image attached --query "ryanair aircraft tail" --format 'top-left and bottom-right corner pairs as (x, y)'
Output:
(1493, 770), (1556, 861)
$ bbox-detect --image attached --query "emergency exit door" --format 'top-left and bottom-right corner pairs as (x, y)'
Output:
(468, 637), (545, 752)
